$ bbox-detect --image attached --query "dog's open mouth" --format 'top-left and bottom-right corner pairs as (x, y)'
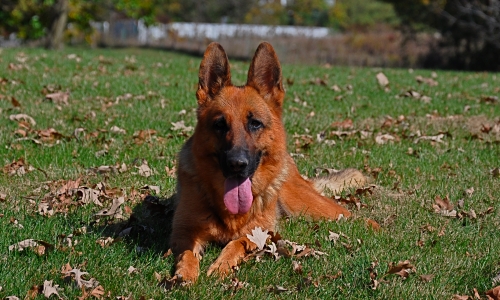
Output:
(223, 177), (253, 215)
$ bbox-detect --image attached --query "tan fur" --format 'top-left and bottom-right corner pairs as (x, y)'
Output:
(169, 42), (366, 283)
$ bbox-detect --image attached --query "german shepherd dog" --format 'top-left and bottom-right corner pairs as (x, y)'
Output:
(170, 42), (366, 283)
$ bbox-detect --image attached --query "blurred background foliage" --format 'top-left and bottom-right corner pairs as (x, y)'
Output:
(1, 0), (500, 70)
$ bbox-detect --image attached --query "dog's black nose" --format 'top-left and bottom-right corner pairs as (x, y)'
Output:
(228, 155), (249, 173)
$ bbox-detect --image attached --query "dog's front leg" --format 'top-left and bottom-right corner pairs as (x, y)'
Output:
(174, 249), (201, 283)
(207, 236), (257, 278)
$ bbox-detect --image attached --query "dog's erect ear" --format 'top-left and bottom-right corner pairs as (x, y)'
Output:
(197, 43), (232, 106)
(247, 42), (285, 109)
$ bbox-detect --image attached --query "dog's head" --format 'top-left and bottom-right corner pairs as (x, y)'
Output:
(193, 42), (287, 214)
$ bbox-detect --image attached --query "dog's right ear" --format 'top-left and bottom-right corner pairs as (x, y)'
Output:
(197, 43), (232, 106)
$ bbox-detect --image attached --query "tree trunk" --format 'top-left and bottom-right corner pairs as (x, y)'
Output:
(46, 0), (69, 50)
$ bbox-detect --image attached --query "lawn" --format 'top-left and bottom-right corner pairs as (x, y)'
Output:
(0, 46), (499, 299)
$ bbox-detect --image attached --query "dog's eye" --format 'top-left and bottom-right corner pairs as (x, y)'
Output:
(213, 118), (228, 132)
(249, 119), (263, 131)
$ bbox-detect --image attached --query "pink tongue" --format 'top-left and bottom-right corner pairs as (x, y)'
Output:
(223, 177), (253, 214)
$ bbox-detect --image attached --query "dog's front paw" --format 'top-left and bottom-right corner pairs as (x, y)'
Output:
(174, 250), (200, 284)
(207, 255), (238, 278)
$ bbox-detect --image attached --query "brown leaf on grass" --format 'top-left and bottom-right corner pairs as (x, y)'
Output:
(292, 261), (303, 274)
(414, 134), (446, 144)
(433, 195), (457, 217)
(375, 133), (397, 144)
(419, 274), (435, 282)
(221, 277), (249, 292)
(94, 197), (125, 219)
(90, 285), (105, 299)
(45, 91), (69, 105)
(487, 286), (500, 300)
(376, 72), (389, 87)
(473, 288), (481, 299)
(9, 239), (54, 255)
(110, 126), (126, 134)
(11, 96), (21, 107)
(491, 167), (500, 178)
(453, 295), (469, 300)
(137, 161), (153, 177)
(73, 187), (103, 206)
(42, 280), (62, 299)
(247, 227), (270, 250)
(268, 285), (289, 294)
(0, 193), (6, 202)
(3, 157), (34, 176)
(331, 119), (353, 129)
(36, 128), (66, 143)
(170, 120), (193, 132)
(9, 113), (36, 125)
(133, 129), (157, 144)
(386, 260), (415, 278)
(415, 75), (438, 86)
(64, 269), (99, 289)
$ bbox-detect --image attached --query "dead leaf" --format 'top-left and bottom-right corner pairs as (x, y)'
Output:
(376, 72), (389, 87)
(64, 268), (99, 289)
(90, 285), (105, 298)
(491, 167), (500, 178)
(137, 161), (153, 177)
(415, 75), (438, 86)
(127, 266), (138, 275)
(292, 261), (303, 274)
(221, 277), (249, 292)
(453, 295), (469, 300)
(45, 91), (69, 105)
(170, 120), (193, 132)
(247, 227), (269, 250)
(268, 285), (288, 294)
(94, 197), (125, 219)
(414, 134), (445, 144)
(9, 113), (36, 125)
(375, 133), (396, 144)
(0, 193), (6, 202)
(42, 280), (61, 299)
(464, 187), (475, 197)
(386, 260), (415, 279)
(419, 274), (435, 282)
(110, 126), (126, 134)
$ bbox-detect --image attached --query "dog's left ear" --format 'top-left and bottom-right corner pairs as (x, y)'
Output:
(247, 42), (285, 111)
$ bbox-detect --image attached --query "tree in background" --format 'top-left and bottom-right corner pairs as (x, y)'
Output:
(381, 0), (500, 70)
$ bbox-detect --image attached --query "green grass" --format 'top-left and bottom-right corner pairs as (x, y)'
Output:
(0, 46), (499, 299)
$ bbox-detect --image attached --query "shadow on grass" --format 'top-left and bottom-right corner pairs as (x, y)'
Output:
(93, 194), (177, 262)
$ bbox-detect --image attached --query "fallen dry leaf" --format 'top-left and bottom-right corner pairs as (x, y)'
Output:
(419, 274), (435, 282)
(247, 227), (269, 250)
(45, 91), (69, 105)
(137, 161), (153, 177)
(94, 197), (125, 219)
(375, 133), (396, 144)
(385, 260), (415, 279)
(110, 126), (126, 134)
(414, 134), (446, 144)
(453, 295), (469, 300)
(42, 280), (62, 299)
(376, 72), (389, 87)
(170, 120), (193, 132)
(9, 113), (36, 125)
(64, 268), (99, 289)
(415, 75), (438, 86)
